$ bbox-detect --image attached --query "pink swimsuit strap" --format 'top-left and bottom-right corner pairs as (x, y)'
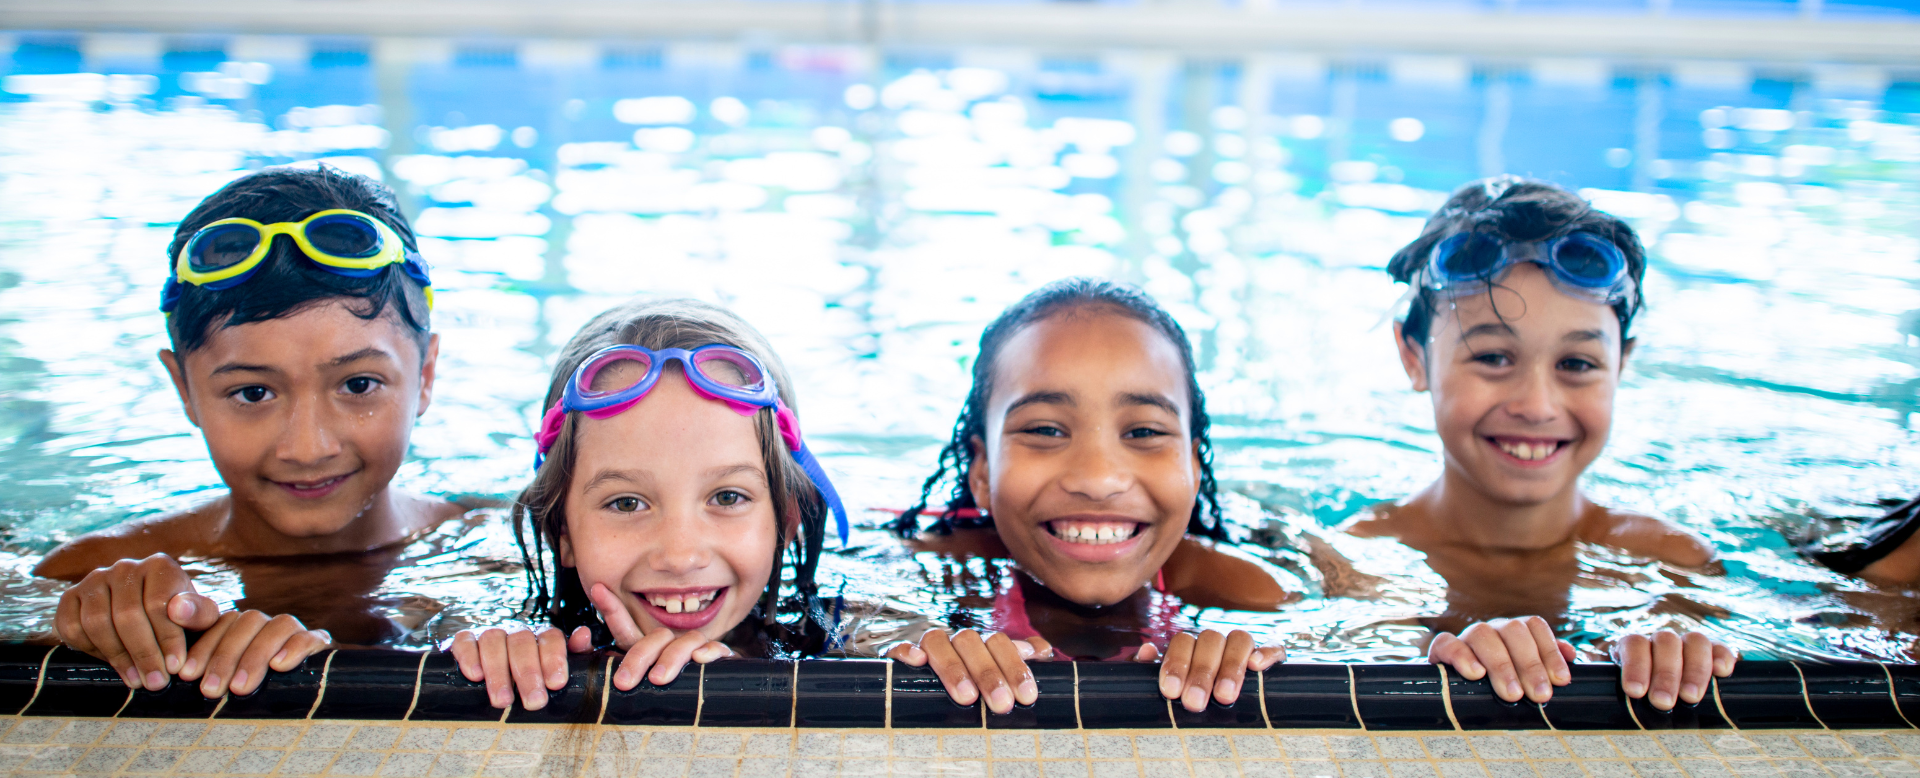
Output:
(991, 570), (1182, 662)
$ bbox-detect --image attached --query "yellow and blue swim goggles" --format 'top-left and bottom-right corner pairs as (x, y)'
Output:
(160, 209), (433, 313)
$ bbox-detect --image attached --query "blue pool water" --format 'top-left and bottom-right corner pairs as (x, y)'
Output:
(2, 30), (1919, 660)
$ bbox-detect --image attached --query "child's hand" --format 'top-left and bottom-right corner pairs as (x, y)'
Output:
(1610, 630), (1737, 710)
(450, 626), (591, 710)
(588, 583), (732, 690)
(53, 553), (223, 691)
(1428, 616), (1575, 703)
(177, 609), (331, 698)
(886, 629), (1052, 714)
(1136, 630), (1285, 712)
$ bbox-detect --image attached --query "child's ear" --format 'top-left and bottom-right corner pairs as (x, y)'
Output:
(1392, 322), (1430, 393)
(414, 333), (440, 418)
(157, 348), (201, 428)
(966, 435), (990, 511)
(557, 530), (576, 567)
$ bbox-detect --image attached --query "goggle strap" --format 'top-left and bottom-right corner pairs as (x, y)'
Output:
(793, 442), (850, 546)
(533, 403), (570, 456)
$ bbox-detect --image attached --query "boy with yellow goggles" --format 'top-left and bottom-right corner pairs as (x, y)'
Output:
(160, 208), (433, 312)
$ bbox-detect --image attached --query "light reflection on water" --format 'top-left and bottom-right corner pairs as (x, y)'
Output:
(1, 45), (1919, 658)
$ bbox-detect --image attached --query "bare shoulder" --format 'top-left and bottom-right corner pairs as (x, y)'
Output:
(32, 500), (227, 581)
(1342, 501), (1414, 539)
(1576, 504), (1716, 568)
(1162, 537), (1295, 611)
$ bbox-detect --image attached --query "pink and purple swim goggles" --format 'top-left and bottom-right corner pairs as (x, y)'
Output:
(533, 344), (848, 545)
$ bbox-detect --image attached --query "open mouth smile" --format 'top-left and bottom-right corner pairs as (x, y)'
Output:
(637, 586), (728, 630)
(1043, 518), (1148, 562)
(269, 472), (356, 500)
(1487, 436), (1570, 464)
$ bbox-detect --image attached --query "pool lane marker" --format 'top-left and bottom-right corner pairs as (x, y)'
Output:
(18, 644), (54, 715)
(305, 649), (337, 719)
(1790, 662), (1827, 730)
(1879, 662), (1916, 729)
(1347, 664), (1365, 730)
(1436, 664), (1462, 731)
(401, 650), (429, 721)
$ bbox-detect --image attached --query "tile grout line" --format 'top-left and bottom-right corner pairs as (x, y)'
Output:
(1878, 662), (1917, 729)
(18, 644), (53, 715)
(1625, 687), (1646, 731)
(1790, 662), (1827, 730)
(305, 649), (337, 720)
(207, 689), (229, 719)
(596, 656), (612, 726)
(402, 650), (429, 721)
(110, 684), (135, 718)
(1710, 677), (1737, 731)
(1257, 665), (1271, 729)
(786, 661), (796, 729)
(1436, 664), (1461, 732)
(696, 661), (707, 728)
(1348, 664), (1366, 731)
(884, 659), (892, 730)
(1072, 660), (1082, 730)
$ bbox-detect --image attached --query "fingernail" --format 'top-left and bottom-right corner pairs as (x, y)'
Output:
(1652, 691), (1675, 710)
(1625, 682), (1647, 697)
(1160, 675), (1182, 698)
(1019, 678), (1037, 702)
(181, 658), (199, 678)
(955, 678), (977, 705)
(165, 654), (182, 674)
(1533, 682), (1551, 700)
(529, 691), (547, 710)
(988, 686), (1013, 713)
(1680, 683), (1701, 703)
(1553, 669), (1570, 685)
(201, 674), (222, 698)
(492, 690), (509, 708)
(120, 668), (137, 688)
(1183, 685), (1209, 711)
(146, 671), (166, 691)
(231, 669), (248, 694)
(1505, 680), (1523, 700)
(1218, 679), (1239, 702)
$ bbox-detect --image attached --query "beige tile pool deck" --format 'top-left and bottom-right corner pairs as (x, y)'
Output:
(0, 718), (1916, 778)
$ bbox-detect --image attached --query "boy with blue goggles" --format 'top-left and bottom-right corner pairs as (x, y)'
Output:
(533, 344), (850, 545)
(1421, 228), (1633, 305)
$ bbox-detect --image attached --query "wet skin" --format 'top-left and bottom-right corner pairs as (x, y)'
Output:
(557, 365), (782, 645)
(36, 301), (462, 639)
(966, 308), (1203, 608)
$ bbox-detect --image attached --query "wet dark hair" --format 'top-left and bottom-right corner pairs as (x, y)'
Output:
(514, 298), (834, 657)
(889, 277), (1229, 542)
(164, 165), (430, 357)
(1386, 176), (1647, 350)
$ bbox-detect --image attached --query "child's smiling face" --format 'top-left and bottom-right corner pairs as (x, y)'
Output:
(559, 367), (779, 642)
(1400, 262), (1629, 507)
(163, 300), (435, 541)
(969, 307), (1199, 608)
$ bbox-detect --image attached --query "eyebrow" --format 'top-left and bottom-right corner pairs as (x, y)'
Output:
(1563, 330), (1607, 344)
(206, 347), (397, 378)
(1118, 391), (1180, 415)
(580, 468), (647, 494)
(1004, 391), (1074, 416)
(709, 464), (767, 482)
(1460, 323), (1517, 340)
(209, 362), (276, 377)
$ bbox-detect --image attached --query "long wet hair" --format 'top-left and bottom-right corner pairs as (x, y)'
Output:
(166, 166), (430, 357)
(513, 298), (832, 656)
(888, 277), (1229, 541)
(1386, 175), (1648, 350)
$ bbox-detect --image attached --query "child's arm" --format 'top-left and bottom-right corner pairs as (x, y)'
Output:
(52, 553), (223, 691)
(885, 629), (1049, 714)
(1428, 616), (1737, 708)
(449, 626), (581, 710)
(1137, 630), (1286, 712)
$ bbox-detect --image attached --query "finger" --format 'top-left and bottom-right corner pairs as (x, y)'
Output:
(1135, 644), (1160, 662)
(1214, 631), (1256, 707)
(951, 631), (1013, 714)
(984, 633), (1036, 707)
(691, 641), (733, 664)
(107, 563), (169, 691)
(450, 632), (482, 681)
(1463, 625), (1523, 702)
(1678, 632), (1713, 705)
(1428, 633), (1484, 680)
(269, 630), (331, 672)
(1498, 619), (1553, 703)
(202, 612), (268, 698)
(479, 630), (512, 708)
(1182, 632), (1226, 713)
(1250, 645), (1287, 671)
(538, 629), (569, 690)
(566, 626), (593, 654)
(1611, 634), (1652, 699)
(1026, 637), (1054, 660)
(1160, 633), (1196, 701)
(181, 611), (236, 683)
(168, 592), (221, 631)
(54, 588), (96, 655)
(77, 582), (136, 688)
(919, 631), (976, 706)
(1557, 640), (1577, 666)
(613, 630), (674, 691)
(1526, 617), (1570, 689)
(647, 632), (709, 686)
(589, 584), (645, 650)
(232, 615), (309, 696)
(885, 644), (929, 667)
(1712, 643), (1738, 677)
(1648, 631), (1685, 711)
(508, 629), (549, 710)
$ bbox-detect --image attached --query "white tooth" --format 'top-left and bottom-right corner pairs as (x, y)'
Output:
(667, 597), (684, 614)
(1517, 443), (1534, 460)
(1097, 525), (1116, 541)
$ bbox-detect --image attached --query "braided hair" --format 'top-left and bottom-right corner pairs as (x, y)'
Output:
(889, 277), (1230, 542)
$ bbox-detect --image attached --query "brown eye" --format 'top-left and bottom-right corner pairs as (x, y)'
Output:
(234, 386), (272, 403)
(343, 376), (380, 394)
(713, 490), (747, 507)
(608, 497), (642, 513)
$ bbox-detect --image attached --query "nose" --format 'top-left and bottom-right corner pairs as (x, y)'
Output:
(645, 508), (713, 575)
(1503, 363), (1562, 425)
(1057, 433), (1134, 503)
(274, 396), (343, 466)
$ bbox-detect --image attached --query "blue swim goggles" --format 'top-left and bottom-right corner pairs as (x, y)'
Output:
(533, 344), (849, 545)
(1422, 230), (1632, 305)
(160, 209), (433, 313)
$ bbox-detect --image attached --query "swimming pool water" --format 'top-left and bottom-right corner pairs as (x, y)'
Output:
(1, 35), (1919, 660)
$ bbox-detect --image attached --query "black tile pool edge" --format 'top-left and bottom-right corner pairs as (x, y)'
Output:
(0, 644), (1914, 729)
